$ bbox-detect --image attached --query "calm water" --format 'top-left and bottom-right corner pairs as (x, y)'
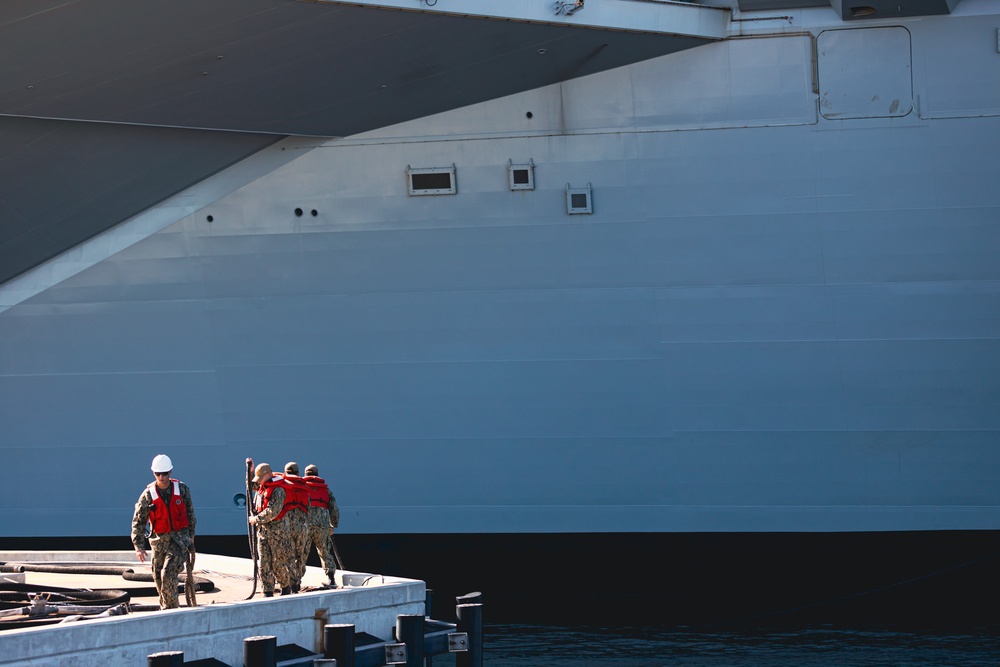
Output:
(431, 624), (1000, 667)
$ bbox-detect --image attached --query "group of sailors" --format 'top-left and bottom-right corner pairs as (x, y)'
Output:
(131, 453), (340, 609)
(247, 458), (340, 597)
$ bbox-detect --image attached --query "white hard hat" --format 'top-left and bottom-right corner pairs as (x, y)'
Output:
(151, 454), (173, 473)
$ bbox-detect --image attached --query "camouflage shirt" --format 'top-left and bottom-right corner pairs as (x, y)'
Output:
(131, 480), (196, 550)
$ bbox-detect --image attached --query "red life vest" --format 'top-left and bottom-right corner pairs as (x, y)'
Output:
(303, 475), (330, 507)
(274, 474), (309, 514)
(254, 478), (290, 521)
(147, 480), (190, 535)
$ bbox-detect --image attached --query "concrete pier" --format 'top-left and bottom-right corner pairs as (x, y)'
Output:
(0, 550), (425, 666)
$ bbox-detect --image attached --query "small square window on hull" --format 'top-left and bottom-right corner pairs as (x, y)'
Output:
(508, 159), (535, 191)
(407, 165), (457, 196)
(565, 183), (593, 215)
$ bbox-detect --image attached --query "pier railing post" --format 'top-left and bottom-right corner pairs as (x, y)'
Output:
(244, 634), (277, 667)
(147, 651), (184, 667)
(323, 623), (355, 667)
(396, 613), (425, 667)
(455, 603), (483, 667)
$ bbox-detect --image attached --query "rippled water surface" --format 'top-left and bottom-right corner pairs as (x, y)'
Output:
(431, 624), (1000, 667)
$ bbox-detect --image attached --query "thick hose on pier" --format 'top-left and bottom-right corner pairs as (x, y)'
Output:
(0, 583), (133, 631)
(0, 562), (216, 630)
(0, 582), (131, 608)
(1, 562), (213, 591)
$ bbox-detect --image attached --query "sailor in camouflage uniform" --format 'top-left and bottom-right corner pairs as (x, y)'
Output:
(303, 463), (340, 586)
(248, 461), (294, 596)
(132, 454), (196, 609)
(278, 462), (310, 593)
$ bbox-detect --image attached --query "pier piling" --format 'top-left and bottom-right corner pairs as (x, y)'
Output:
(244, 635), (277, 667)
(147, 651), (184, 667)
(395, 614), (424, 667)
(323, 623), (355, 667)
(456, 603), (483, 667)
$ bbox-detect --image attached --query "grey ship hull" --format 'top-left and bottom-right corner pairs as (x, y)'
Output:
(1, 0), (998, 624)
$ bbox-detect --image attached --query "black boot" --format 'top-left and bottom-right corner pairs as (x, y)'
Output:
(280, 586), (292, 596)
(326, 570), (338, 588)
(291, 583), (300, 594)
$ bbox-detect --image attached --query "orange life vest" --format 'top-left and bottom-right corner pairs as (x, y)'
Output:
(303, 475), (331, 507)
(254, 478), (290, 521)
(147, 480), (190, 535)
(274, 473), (309, 514)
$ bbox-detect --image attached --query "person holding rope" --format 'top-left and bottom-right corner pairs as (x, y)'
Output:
(131, 454), (197, 609)
(247, 460), (296, 596)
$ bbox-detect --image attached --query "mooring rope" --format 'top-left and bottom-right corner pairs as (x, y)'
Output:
(185, 548), (198, 607)
(244, 458), (260, 600)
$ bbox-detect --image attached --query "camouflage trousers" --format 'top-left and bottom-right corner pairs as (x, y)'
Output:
(149, 531), (192, 610)
(306, 507), (336, 581)
(256, 518), (293, 594)
(285, 509), (309, 588)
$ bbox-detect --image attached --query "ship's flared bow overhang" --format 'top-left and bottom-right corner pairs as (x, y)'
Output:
(0, 0), (727, 285)
(0, 0), (728, 137)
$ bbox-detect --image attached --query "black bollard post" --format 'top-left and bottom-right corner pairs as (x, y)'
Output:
(244, 635), (277, 667)
(455, 603), (483, 667)
(147, 651), (184, 667)
(396, 614), (425, 667)
(323, 624), (355, 667)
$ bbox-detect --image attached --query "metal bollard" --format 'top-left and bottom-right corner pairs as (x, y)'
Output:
(244, 634), (277, 667)
(147, 651), (183, 667)
(456, 603), (483, 667)
(396, 613), (425, 667)
(323, 623), (355, 667)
